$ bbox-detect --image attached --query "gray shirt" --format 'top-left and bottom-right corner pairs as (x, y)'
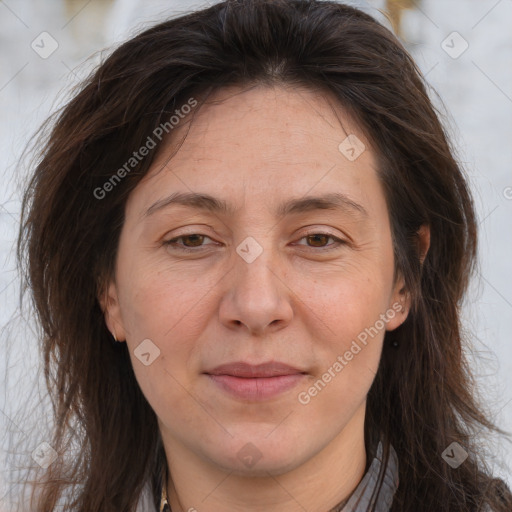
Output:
(337, 442), (399, 512)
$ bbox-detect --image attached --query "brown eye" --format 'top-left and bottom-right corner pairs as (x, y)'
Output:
(164, 234), (215, 253)
(295, 232), (345, 251)
(306, 233), (330, 247)
(179, 234), (205, 247)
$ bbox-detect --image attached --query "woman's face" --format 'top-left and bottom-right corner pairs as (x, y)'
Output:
(103, 84), (408, 477)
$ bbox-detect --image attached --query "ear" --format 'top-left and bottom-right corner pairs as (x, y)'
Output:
(386, 223), (430, 331)
(98, 279), (127, 342)
(416, 224), (430, 266)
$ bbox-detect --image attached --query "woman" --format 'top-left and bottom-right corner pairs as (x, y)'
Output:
(14, 0), (511, 510)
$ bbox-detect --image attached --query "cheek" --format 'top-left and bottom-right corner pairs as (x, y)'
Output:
(295, 261), (392, 341)
(293, 263), (390, 398)
(295, 277), (386, 420)
(118, 259), (215, 342)
(115, 262), (213, 390)
(119, 268), (212, 421)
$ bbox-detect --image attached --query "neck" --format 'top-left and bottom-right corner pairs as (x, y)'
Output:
(162, 403), (367, 512)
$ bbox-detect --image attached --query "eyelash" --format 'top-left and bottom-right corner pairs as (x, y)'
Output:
(163, 232), (346, 254)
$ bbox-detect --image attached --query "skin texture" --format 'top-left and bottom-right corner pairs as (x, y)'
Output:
(102, 84), (429, 512)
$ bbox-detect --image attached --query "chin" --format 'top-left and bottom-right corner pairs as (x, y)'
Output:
(205, 437), (306, 477)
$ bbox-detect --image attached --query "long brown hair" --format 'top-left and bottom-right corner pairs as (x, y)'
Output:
(13, 0), (511, 510)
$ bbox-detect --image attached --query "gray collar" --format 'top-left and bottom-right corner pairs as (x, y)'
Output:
(333, 441), (399, 512)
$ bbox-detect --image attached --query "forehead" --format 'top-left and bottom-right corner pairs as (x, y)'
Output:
(125, 83), (384, 222)
(166, 83), (366, 160)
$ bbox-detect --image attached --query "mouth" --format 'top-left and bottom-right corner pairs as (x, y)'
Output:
(204, 361), (308, 401)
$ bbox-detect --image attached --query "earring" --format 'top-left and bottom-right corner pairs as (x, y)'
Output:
(111, 331), (122, 345)
(399, 295), (408, 314)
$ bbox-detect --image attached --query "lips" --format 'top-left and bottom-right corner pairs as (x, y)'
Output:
(204, 361), (307, 401)
(205, 361), (306, 378)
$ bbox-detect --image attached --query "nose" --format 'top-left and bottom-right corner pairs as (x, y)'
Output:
(218, 243), (294, 336)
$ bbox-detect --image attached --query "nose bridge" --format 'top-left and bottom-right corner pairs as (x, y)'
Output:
(219, 233), (293, 334)
(233, 233), (281, 301)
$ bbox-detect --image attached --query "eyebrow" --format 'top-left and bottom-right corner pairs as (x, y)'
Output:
(142, 191), (368, 220)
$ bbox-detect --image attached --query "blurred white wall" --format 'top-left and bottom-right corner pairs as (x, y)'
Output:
(1, 0), (511, 508)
